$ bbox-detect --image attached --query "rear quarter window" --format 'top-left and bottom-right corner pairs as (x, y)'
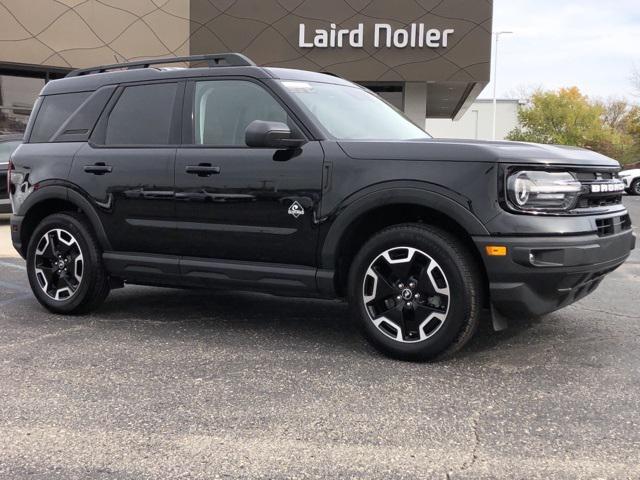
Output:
(29, 92), (91, 143)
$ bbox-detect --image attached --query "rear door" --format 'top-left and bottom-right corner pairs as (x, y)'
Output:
(69, 81), (183, 254)
(174, 78), (324, 266)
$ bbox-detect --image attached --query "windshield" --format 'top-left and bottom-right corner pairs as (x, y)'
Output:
(281, 81), (431, 141)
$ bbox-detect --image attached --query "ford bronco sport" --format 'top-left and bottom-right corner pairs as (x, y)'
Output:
(8, 54), (636, 360)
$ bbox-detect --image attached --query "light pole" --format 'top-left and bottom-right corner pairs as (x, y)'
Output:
(492, 31), (513, 140)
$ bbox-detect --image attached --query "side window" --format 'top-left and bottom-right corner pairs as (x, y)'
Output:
(194, 80), (294, 146)
(105, 83), (178, 145)
(29, 92), (90, 143)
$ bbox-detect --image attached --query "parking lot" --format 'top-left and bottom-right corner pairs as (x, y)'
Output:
(0, 198), (638, 479)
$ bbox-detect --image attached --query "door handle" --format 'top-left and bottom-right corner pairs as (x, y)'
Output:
(84, 163), (112, 175)
(185, 164), (221, 177)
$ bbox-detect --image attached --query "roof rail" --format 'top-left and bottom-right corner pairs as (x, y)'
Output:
(66, 53), (256, 78)
(319, 71), (345, 79)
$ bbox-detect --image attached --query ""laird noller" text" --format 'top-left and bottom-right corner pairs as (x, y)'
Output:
(298, 23), (455, 49)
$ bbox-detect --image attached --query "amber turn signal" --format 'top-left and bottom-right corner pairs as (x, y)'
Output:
(485, 245), (508, 256)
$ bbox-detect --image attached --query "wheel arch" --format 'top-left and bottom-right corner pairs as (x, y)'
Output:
(320, 187), (490, 298)
(17, 186), (111, 257)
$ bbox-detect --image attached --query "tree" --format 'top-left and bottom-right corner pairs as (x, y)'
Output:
(508, 87), (603, 145)
(599, 98), (629, 130)
(620, 105), (640, 165)
(507, 87), (635, 162)
(623, 106), (640, 137)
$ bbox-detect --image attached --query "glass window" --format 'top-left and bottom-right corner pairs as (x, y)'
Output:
(282, 81), (430, 141)
(30, 92), (90, 143)
(194, 80), (292, 146)
(105, 83), (178, 145)
(362, 84), (404, 110)
(0, 75), (45, 135)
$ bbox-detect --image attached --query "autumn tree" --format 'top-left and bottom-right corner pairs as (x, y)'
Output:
(599, 99), (629, 130)
(507, 87), (636, 162)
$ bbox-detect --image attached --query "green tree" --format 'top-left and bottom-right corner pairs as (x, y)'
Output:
(507, 87), (635, 162)
(620, 105), (640, 164)
(508, 87), (603, 145)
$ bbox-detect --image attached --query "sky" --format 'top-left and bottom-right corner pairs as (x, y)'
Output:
(478, 0), (640, 101)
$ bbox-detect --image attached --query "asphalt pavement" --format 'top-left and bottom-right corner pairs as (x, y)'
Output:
(0, 198), (639, 479)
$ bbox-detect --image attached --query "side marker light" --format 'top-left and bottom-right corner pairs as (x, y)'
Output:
(486, 246), (508, 256)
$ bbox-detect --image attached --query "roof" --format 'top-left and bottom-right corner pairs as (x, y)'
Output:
(41, 54), (354, 96)
(473, 98), (526, 104)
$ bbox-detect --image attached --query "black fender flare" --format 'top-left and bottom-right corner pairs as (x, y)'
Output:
(319, 184), (489, 269)
(17, 185), (112, 251)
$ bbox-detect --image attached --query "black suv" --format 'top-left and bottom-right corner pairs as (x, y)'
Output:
(8, 54), (636, 360)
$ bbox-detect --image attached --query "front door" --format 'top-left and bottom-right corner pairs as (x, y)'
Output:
(174, 79), (324, 266)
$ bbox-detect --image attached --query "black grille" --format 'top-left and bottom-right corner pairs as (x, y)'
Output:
(595, 214), (632, 237)
(574, 171), (624, 211)
(575, 172), (614, 181)
(577, 194), (623, 209)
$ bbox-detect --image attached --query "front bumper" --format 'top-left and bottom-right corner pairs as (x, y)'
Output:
(474, 228), (636, 318)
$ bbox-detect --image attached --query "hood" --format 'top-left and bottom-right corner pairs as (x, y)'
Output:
(337, 138), (620, 168)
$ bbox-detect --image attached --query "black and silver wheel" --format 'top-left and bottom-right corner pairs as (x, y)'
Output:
(629, 179), (640, 196)
(362, 246), (450, 343)
(348, 224), (482, 361)
(33, 228), (84, 301)
(27, 212), (110, 314)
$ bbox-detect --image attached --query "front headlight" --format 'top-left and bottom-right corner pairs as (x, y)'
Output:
(506, 170), (582, 212)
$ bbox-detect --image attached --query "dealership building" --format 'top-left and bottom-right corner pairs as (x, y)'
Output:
(0, 0), (493, 135)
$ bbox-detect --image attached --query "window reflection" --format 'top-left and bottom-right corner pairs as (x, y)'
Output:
(0, 75), (44, 134)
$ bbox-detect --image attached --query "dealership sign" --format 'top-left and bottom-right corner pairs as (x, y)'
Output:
(299, 23), (455, 49)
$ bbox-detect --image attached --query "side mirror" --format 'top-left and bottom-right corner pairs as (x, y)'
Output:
(245, 120), (306, 149)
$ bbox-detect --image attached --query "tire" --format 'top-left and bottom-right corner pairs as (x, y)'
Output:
(26, 212), (110, 314)
(348, 224), (483, 361)
(629, 179), (640, 196)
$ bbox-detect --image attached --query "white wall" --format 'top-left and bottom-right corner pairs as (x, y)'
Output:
(425, 99), (522, 141)
(403, 82), (428, 127)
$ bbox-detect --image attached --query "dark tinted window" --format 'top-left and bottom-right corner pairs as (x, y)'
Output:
(194, 80), (292, 146)
(106, 83), (178, 145)
(30, 92), (90, 143)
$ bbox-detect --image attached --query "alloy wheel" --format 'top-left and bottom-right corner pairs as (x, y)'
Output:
(33, 228), (84, 301)
(362, 246), (450, 343)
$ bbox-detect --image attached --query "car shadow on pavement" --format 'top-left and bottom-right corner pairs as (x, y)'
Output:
(95, 286), (369, 355)
(92, 286), (546, 360)
(459, 313), (548, 359)
(0, 253), (549, 361)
